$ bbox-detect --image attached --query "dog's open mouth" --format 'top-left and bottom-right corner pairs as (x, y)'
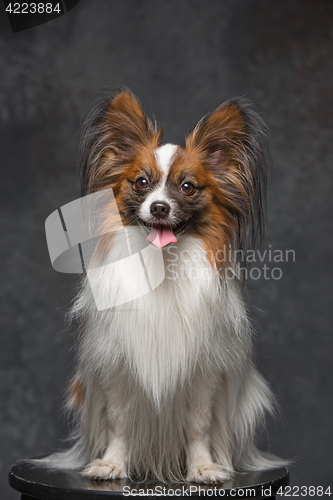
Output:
(144, 218), (190, 249)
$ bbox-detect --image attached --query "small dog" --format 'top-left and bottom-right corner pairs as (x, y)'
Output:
(43, 89), (285, 483)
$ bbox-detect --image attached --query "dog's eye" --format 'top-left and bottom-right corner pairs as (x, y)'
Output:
(180, 182), (196, 196)
(135, 178), (149, 190)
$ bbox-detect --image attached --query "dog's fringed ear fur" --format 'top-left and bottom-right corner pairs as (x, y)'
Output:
(80, 89), (163, 196)
(186, 98), (268, 250)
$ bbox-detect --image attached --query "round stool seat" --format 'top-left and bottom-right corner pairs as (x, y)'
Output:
(9, 461), (289, 499)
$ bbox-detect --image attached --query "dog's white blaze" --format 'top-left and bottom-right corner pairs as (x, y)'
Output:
(155, 143), (178, 178)
(139, 144), (178, 222)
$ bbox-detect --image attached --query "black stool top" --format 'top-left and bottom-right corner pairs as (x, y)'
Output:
(9, 461), (289, 499)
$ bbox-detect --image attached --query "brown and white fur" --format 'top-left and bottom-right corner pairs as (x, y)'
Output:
(40, 89), (285, 483)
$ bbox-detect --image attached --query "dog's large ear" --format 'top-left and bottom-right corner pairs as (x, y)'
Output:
(186, 98), (268, 247)
(80, 89), (163, 196)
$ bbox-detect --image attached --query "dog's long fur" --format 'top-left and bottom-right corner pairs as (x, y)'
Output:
(37, 89), (286, 483)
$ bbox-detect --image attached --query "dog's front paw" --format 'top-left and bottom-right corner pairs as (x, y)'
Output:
(186, 463), (232, 484)
(82, 459), (127, 480)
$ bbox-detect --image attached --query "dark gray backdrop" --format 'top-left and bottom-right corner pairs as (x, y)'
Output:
(1, 1), (332, 498)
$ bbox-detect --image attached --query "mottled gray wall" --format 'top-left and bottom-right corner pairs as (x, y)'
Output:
(1, 1), (332, 498)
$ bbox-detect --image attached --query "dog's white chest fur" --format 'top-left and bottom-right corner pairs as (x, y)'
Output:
(77, 232), (247, 406)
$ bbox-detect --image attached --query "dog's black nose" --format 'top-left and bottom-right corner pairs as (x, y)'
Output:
(150, 201), (170, 218)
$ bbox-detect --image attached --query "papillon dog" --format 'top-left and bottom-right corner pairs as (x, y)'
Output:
(42, 88), (285, 484)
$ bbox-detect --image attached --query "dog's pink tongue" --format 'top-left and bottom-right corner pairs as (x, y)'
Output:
(146, 226), (177, 248)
